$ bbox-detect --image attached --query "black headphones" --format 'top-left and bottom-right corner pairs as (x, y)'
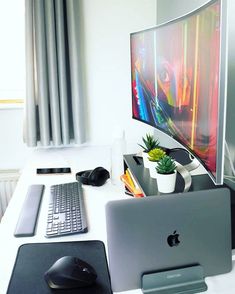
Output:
(76, 167), (110, 187)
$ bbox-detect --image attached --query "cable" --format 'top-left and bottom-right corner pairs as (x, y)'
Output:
(224, 140), (235, 176)
(224, 176), (235, 184)
(224, 175), (235, 179)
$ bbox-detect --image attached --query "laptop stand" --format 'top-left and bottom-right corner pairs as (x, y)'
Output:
(142, 265), (207, 294)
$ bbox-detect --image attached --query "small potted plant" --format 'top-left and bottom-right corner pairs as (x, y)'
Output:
(147, 148), (166, 178)
(155, 155), (177, 193)
(138, 134), (159, 168)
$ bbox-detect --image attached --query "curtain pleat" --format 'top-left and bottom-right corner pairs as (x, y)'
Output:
(45, 0), (61, 146)
(66, 0), (85, 144)
(24, 0), (85, 147)
(55, 0), (70, 145)
(25, 0), (36, 146)
(35, 0), (50, 146)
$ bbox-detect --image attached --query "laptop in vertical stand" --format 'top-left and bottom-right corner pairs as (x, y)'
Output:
(105, 188), (232, 292)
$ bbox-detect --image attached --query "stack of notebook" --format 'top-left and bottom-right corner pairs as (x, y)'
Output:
(120, 168), (143, 197)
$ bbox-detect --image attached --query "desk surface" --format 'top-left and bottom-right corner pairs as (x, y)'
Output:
(0, 146), (235, 294)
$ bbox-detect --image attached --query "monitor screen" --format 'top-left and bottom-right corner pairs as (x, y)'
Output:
(131, 0), (228, 185)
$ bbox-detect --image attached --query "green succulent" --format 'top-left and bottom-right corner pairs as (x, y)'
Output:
(138, 134), (159, 153)
(148, 148), (166, 162)
(156, 155), (177, 174)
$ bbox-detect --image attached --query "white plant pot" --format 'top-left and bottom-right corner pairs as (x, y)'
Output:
(142, 152), (150, 168)
(148, 160), (158, 178)
(156, 171), (177, 193)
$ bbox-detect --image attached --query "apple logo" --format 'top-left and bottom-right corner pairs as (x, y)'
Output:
(167, 230), (180, 247)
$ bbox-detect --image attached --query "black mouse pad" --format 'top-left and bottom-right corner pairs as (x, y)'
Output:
(7, 240), (112, 294)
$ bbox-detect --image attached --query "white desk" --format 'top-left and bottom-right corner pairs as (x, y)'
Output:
(0, 146), (235, 294)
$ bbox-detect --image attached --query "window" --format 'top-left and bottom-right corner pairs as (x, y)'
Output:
(0, 0), (25, 106)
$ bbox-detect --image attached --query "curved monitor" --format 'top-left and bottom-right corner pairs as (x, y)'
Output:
(131, 0), (228, 185)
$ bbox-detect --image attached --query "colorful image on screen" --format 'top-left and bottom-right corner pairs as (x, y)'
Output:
(131, 0), (221, 177)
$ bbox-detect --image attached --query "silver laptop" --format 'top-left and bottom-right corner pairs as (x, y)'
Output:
(105, 188), (232, 292)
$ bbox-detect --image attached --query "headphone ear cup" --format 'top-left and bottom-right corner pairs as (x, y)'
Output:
(88, 167), (103, 186)
(88, 167), (110, 186)
(76, 170), (93, 185)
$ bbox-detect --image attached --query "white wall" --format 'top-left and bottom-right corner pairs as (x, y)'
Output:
(157, 0), (206, 24)
(0, 0), (157, 169)
(0, 108), (32, 169)
(81, 0), (156, 149)
(226, 0), (235, 173)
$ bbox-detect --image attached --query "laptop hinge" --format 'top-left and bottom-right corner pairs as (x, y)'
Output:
(142, 265), (207, 294)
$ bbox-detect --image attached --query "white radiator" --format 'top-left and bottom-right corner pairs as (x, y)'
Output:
(0, 170), (20, 221)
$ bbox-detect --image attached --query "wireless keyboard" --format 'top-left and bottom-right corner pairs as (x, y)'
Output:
(45, 181), (88, 237)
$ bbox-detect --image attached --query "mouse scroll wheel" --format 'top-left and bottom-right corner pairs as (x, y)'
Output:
(82, 267), (90, 273)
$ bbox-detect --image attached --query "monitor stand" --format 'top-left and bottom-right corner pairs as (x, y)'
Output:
(168, 148), (202, 192)
(167, 148), (201, 172)
(142, 265), (207, 294)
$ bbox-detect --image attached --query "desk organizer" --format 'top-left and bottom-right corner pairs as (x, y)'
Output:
(123, 154), (216, 197)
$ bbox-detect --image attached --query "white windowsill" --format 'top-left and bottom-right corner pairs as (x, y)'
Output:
(0, 103), (24, 110)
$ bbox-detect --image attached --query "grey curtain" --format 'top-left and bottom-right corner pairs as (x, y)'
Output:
(24, 0), (85, 147)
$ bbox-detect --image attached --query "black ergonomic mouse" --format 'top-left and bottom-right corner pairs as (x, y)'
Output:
(44, 256), (97, 289)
